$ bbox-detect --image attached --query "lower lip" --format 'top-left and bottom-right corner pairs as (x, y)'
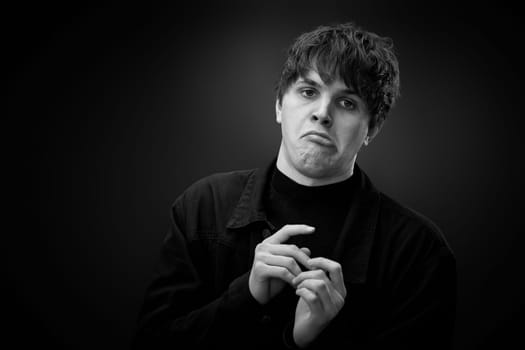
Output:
(304, 134), (335, 147)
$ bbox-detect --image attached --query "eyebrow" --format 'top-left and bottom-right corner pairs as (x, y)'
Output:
(297, 77), (358, 96)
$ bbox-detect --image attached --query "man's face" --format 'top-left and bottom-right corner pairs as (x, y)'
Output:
(276, 70), (372, 183)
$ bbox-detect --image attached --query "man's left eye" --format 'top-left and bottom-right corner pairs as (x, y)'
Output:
(340, 99), (356, 110)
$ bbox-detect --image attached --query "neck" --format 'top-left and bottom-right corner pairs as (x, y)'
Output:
(276, 144), (355, 187)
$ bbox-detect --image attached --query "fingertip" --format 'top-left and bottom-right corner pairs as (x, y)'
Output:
(306, 258), (314, 268)
(306, 257), (319, 267)
(298, 224), (315, 232)
(300, 247), (311, 256)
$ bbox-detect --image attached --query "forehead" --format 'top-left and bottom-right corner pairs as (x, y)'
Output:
(296, 70), (356, 94)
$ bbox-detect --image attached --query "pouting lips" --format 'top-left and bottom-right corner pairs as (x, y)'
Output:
(302, 131), (335, 147)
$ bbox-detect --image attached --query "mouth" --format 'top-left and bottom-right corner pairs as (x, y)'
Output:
(302, 131), (335, 147)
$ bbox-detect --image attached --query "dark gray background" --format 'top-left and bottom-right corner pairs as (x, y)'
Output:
(8, 2), (524, 349)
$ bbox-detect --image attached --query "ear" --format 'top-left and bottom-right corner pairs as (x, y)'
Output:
(364, 120), (384, 146)
(275, 99), (282, 124)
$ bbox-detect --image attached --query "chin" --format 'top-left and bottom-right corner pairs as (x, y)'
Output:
(296, 152), (339, 179)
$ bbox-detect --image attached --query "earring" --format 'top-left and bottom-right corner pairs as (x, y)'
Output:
(364, 137), (370, 146)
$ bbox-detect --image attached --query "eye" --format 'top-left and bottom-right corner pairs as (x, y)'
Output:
(339, 99), (357, 110)
(299, 88), (317, 98)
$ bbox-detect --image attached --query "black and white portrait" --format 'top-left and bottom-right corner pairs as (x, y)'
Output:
(8, 2), (524, 349)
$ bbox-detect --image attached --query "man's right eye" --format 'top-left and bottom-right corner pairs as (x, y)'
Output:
(300, 88), (317, 98)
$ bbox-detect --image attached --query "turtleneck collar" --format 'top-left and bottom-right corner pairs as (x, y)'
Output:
(271, 166), (357, 203)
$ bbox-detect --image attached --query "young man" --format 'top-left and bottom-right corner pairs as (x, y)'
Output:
(133, 22), (456, 349)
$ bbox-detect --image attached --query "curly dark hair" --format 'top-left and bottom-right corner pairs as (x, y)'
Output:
(276, 22), (400, 130)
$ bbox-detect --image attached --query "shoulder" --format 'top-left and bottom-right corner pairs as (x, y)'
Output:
(174, 168), (257, 210)
(170, 168), (258, 229)
(377, 192), (454, 259)
(182, 168), (256, 200)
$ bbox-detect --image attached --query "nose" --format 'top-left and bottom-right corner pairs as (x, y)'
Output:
(311, 98), (332, 127)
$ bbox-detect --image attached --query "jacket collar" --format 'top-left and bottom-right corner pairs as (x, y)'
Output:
(225, 157), (275, 229)
(226, 157), (381, 284)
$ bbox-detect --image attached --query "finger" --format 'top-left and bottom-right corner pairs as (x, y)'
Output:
(292, 269), (328, 287)
(296, 287), (323, 314)
(300, 247), (311, 256)
(307, 257), (346, 296)
(264, 224), (315, 244)
(297, 280), (345, 319)
(263, 244), (311, 269)
(259, 254), (302, 276)
(254, 261), (295, 284)
(296, 279), (330, 304)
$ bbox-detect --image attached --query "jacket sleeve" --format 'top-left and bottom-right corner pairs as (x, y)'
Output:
(372, 243), (457, 349)
(132, 197), (264, 349)
(306, 236), (456, 349)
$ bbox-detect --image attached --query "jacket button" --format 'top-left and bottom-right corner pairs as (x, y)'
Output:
(262, 228), (271, 239)
(261, 314), (272, 325)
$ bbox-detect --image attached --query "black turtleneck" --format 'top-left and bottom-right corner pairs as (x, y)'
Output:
(265, 166), (357, 259)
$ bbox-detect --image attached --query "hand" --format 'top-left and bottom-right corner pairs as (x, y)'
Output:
(292, 257), (347, 348)
(248, 224), (314, 305)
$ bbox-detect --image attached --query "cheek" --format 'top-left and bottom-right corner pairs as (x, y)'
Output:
(281, 105), (305, 132)
(338, 122), (368, 148)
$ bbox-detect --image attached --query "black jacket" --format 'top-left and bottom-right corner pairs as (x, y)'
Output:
(133, 160), (456, 349)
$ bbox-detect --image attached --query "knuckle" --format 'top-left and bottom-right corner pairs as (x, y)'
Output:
(307, 271), (318, 279)
(315, 269), (326, 277)
(285, 271), (294, 281)
(339, 296), (346, 306)
(256, 242), (270, 252)
(253, 260), (264, 271)
(285, 257), (298, 269)
(260, 253), (271, 262)
(316, 280), (328, 291)
(279, 267), (291, 279)
(335, 295), (345, 309)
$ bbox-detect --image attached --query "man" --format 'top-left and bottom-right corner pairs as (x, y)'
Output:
(133, 22), (456, 349)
